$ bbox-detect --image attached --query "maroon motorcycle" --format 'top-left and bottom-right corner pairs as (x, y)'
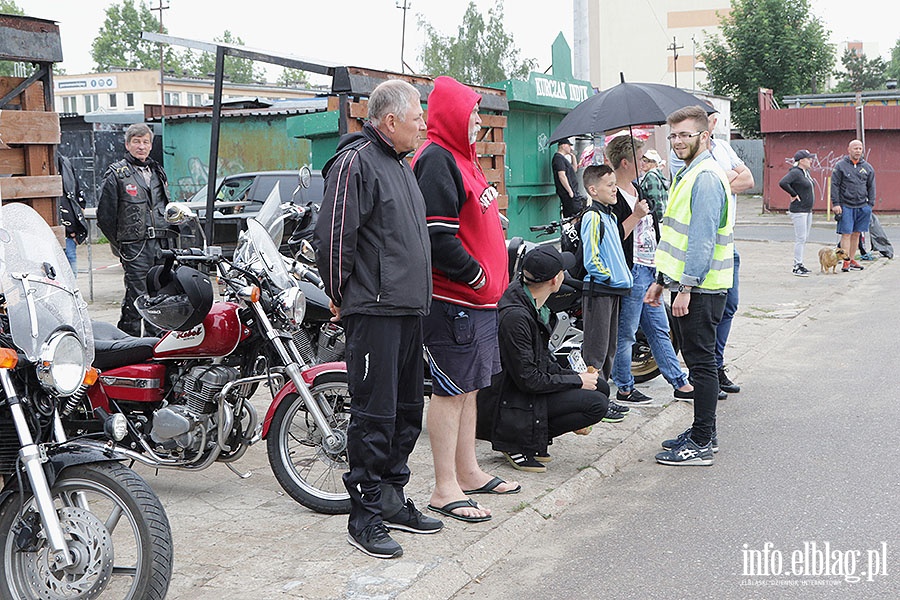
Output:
(65, 199), (352, 514)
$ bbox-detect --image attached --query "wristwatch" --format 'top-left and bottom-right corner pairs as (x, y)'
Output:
(677, 284), (691, 293)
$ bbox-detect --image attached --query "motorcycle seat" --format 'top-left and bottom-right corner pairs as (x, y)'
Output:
(92, 321), (159, 371)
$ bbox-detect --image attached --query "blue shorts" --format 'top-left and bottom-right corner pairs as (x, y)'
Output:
(837, 204), (872, 234)
(423, 300), (500, 397)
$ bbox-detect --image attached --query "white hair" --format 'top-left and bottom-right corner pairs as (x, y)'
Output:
(368, 80), (420, 126)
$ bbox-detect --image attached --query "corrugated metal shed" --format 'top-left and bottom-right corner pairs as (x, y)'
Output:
(760, 91), (900, 212)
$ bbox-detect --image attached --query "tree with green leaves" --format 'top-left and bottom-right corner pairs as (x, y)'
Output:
(702, 0), (834, 136)
(91, 0), (184, 73)
(182, 31), (265, 84)
(418, 1), (536, 86)
(833, 49), (887, 92)
(276, 68), (310, 88)
(885, 39), (900, 82)
(0, 0), (25, 77)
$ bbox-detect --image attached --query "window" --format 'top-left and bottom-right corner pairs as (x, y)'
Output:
(84, 94), (99, 112)
(108, 93), (117, 108)
(126, 93), (135, 108)
(188, 93), (204, 107)
(164, 91), (181, 106)
(61, 96), (77, 113)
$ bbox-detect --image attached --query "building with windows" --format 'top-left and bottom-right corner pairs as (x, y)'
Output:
(53, 69), (316, 116)
(576, 0), (731, 91)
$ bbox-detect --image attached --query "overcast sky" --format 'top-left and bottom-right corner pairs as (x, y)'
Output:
(14, 0), (897, 81)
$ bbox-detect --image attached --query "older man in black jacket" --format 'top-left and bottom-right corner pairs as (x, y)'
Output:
(477, 247), (619, 473)
(314, 79), (440, 560)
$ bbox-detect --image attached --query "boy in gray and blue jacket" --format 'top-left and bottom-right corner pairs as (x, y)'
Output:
(580, 164), (633, 382)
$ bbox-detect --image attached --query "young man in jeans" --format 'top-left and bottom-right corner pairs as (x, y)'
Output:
(605, 135), (694, 407)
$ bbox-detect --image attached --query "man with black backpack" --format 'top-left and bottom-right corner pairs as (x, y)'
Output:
(57, 154), (88, 274)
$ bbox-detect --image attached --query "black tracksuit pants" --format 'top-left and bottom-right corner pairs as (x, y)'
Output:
(342, 314), (425, 536)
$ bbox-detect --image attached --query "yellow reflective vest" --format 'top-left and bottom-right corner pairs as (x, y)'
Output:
(655, 156), (734, 290)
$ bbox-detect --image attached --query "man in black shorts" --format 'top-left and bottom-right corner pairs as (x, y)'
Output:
(412, 76), (518, 523)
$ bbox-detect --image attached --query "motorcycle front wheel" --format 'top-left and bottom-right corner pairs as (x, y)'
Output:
(267, 372), (352, 514)
(0, 461), (173, 600)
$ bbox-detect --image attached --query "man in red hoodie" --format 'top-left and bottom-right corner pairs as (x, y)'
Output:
(412, 76), (518, 523)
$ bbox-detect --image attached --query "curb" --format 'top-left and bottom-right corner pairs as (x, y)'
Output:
(396, 401), (691, 600)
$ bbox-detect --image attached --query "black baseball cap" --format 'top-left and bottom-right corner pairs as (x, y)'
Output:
(522, 246), (577, 283)
(794, 149), (814, 161)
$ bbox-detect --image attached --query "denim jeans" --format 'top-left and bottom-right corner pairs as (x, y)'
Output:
(65, 236), (78, 274)
(715, 250), (739, 369)
(612, 264), (688, 392)
(673, 292), (726, 447)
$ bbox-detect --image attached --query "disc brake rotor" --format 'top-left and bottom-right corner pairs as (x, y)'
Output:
(21, 506), (114, 600)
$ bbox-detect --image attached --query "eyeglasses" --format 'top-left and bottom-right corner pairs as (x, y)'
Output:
(666, 131), (703, 142)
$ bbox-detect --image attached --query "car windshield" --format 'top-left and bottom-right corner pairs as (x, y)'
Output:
(216, 177), (254, 202)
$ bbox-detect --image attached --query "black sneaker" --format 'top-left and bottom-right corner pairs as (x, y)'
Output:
(673, 388), (694, 401)
(718, 367), (740, 393)
(616, 388), (653, 405)
(792, 264), (810, 277)
(502, 452), (547, 473)
(655, 437), (715, 466)
(661, 427), (719, 453)
(347, 523), (403, 559)
(384, 499), (444, 535)
(534, 452), (552, 463)
(607, 400), (630, 414)
(601, 408), (626, 423)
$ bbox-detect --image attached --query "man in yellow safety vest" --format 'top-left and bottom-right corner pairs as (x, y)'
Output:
(645, 105), (734, 467)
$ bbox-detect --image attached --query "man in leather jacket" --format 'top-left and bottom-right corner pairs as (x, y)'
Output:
(97, 123), (173, 336)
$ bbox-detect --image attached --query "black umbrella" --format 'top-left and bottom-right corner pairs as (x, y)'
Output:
(550, 74), (714, 205)
(549, 74), (714, 144)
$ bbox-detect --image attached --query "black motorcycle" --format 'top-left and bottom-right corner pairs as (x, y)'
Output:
(508, 218), (679, 383)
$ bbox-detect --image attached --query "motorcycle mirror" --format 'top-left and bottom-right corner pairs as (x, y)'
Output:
(297, 239), (317, 265)
(298, 166), (312, 189)
(165, 202), (197, 225)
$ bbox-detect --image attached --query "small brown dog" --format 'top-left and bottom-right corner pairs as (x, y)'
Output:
(818, 247), (849, 273)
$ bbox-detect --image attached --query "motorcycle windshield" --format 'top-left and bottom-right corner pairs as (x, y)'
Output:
(236, 216), (295, 293)
(0, 203), (94, 364)
(252, 184), (286, 249)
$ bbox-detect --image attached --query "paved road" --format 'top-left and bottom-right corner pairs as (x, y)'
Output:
(452, 240), (900, 599)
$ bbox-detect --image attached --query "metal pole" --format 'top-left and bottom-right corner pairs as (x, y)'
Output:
(668, 37), (683, 88)
(397, 0), (410, 74)
(204, 46), (226, 242)
(152, 1), (169, 116)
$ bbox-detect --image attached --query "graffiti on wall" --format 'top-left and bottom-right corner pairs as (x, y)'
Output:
(173, 156), (248, 200)
(781, 148), (871, 206)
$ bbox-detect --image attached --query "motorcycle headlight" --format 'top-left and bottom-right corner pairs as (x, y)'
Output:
(278, 287), (306, 325)
(37, 331), (87, 396)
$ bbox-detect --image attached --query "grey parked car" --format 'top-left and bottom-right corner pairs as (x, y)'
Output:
(182, 169), (324, 254)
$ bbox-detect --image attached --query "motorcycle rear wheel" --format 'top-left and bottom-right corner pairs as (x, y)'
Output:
(0, 462), (172, 600)
(267, 372), (352, 514)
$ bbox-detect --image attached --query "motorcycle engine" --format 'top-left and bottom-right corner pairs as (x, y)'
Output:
(150, 365), (239, 450)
